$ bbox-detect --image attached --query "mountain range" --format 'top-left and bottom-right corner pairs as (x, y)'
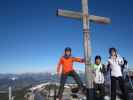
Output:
(0, 71), (85, 91)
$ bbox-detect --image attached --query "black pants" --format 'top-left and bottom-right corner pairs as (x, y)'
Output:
(94, 84), (105, 100)
(111, 76), (128, 100)
(57, 70), (85, 100)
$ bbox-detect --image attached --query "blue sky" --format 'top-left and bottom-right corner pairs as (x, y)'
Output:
(0, 0), (133, 73)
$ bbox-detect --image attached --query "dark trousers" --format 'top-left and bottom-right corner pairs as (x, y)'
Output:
(94, 84), (105, 100)
(111, 76), (128, 100)
(57, 70), (85, 100)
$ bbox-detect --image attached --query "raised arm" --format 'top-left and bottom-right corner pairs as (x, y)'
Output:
(118, 55), (124, 66)
(72, 57), (85, 63)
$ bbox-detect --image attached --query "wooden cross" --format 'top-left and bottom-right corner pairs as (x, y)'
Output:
(57, 0), (111, 99)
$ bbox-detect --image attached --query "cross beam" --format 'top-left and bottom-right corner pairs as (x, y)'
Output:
(57, 9), (111, 24)
(57, 0), (111, 99)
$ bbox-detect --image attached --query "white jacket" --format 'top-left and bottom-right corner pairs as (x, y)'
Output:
(108, 55), (124, 77)
(93, 64), (105, 84)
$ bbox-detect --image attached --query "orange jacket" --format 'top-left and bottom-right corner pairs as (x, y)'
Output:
(57, 56), (84, 74)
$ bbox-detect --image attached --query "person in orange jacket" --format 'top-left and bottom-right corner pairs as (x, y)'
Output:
(57, 47), (86, 99)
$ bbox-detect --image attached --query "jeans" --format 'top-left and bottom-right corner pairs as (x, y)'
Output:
(57, 70), (85, 100)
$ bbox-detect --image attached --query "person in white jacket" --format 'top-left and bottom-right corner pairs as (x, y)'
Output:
(107, 48), (128, 100)
(92, 55), (106, 100)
